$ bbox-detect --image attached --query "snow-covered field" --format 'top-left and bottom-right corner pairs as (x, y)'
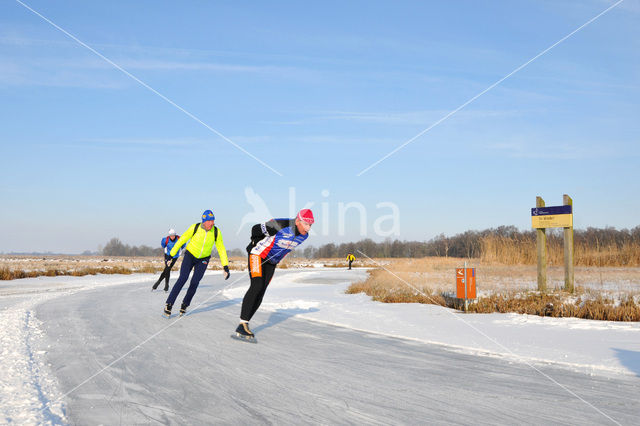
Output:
(1, 267), (639, 424)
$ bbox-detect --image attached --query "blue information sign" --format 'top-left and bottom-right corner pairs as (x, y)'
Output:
(531, 205), (572, 216)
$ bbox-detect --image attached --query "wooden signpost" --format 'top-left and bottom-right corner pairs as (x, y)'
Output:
(531, 194), (574, 293)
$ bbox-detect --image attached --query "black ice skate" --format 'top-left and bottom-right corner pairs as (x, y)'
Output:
(163, 303), (172, 318)
(231, 323), (257, 343)
(179, 304), (187, 317)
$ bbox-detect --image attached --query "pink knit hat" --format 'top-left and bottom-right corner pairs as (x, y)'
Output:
(297, 209), (315, 224)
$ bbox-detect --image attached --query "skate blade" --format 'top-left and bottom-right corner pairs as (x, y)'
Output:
(230, 334), (257, 344)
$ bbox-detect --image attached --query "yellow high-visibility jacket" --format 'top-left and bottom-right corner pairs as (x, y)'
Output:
(347, 254), (355, 262)
(170, 223), (229, 265)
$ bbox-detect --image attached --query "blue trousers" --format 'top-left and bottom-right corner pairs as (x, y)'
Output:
(166, 251), (210, 308)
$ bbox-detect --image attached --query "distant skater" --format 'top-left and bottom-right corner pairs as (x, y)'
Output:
(346, 253), (355, 270)
(164, 210), (230, 317)
(235, 209), (314, 340)
(152, 228), (181, 292)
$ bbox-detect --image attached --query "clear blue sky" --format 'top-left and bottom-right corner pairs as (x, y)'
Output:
(1, 0), (638, 253)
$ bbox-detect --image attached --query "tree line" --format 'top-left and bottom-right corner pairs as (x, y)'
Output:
(102, 238), (163, 257)
(300, 225), (640, 260)
(100, 238), (245, 257)
(100, 225), (640, 264)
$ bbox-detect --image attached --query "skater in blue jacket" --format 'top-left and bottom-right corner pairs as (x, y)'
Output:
(152, 228), (181, 291)
(234, 209), (314, 340)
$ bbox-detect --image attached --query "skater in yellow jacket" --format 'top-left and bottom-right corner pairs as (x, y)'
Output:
(346, 253), (356, 270)
(163, 210), (230, 317)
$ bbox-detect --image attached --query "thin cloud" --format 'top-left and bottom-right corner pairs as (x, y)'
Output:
(215, 134), (397, 145)
(111, 59), (295, 74)
(546, 0), (640, 18)
(0, 56), (316, 88)
(487, 139), (623, 160)
(272, 109), (521, 126)
(1, 33), (317, 87)
(0, 59), (125, 88)
(0, 34), (337, 65)
(227, 136), (273, 144)
(78, 137), (202, 147)
(285, 135), (397, 145)
(48, 138), (208, 153)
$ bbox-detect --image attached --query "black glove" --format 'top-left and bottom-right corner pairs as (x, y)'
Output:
(224, 265), (230, 280)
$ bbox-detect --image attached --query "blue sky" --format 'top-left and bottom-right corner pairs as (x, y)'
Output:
(1, 0), (638, 253)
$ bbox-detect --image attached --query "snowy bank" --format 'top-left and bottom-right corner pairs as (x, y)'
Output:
(223, 268), (640, 377)
(0, 273), (153, 424)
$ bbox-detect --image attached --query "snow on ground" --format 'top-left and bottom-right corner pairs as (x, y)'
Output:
(223, 268), (640, 378)
(0, 274), (152, 424)
(1, 267), (639, 424)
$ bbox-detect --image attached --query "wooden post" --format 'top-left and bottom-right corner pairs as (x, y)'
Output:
(536, 196), (547, 292)
(563, 194), (574, 293)
(463, 261), (468, 312)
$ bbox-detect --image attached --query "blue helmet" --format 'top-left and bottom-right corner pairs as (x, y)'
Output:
(201, 210), (215, 222)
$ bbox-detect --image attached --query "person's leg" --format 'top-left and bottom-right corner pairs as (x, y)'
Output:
(249, 262), (276, 319)
(240, 255), (268, 322)
(166, 252), (195, 306)
(241, 277), (266, 321)
(152, 273), (163, 289)
(164, 256), (178, 291)
(152, 257), (170, 289)
(180, 256), (209, 308)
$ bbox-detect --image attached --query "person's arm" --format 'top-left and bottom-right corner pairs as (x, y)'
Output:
(170, 224), (196, 257)
(173, 236), (184, 257)
(215, 228), (229, 267)
(214, 228), (231, 279)
(249, 219), (281, 243)
(161, 238), (167, 249)
(261, 218), (290, 236)
(250, 223), (265, 242)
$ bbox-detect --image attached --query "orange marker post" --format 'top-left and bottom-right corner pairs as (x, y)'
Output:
(456, 266), (476, 311)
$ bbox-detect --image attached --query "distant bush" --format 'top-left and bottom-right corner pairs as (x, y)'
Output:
(102, 238), (163, 257)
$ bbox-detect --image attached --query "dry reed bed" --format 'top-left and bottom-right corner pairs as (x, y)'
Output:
(480, 234), (640, 266)
(346, 257), (640, 321)
(0, 255), (370, 280)
(0, 255), (249, 280)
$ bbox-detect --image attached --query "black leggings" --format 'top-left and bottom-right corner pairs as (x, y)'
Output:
(153, 254), (178, 289)
(240, 256), (276, 321)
